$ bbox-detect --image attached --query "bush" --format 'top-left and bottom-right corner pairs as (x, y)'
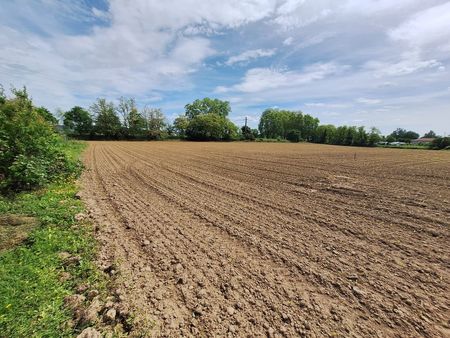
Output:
(430, 137), (450, 150)
(0, 87), (81, 191)
(241, 126), (255, 141)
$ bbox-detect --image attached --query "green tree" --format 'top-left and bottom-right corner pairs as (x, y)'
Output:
(258, 108), (318, 140)
(128, 108), (147, 138)
(302, 114), (320, 141)
(430, 137), (450, 149)
(63, 106), (93, 137)
(353, 126), (368, 146)
(389, 128), (419, 143)
(241, 125), (255, 140)
(313, 125), (336, 144)
(35, 106), (58, 125)
(142, 107), (166, 140)
(423, 130), (437, 138)
(186, 113), (238, 141)
(185, 98), (231, 119)
(368, 127), (382, 146)
(173, 115), (190, 138)
(90, 98), (121, 139)
(117, 96), (137, 137)
(286, 130), (301, 142)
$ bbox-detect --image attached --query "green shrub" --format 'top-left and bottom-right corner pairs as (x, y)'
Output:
(0, 87), (81, 191)
(430, 137), (450, 150)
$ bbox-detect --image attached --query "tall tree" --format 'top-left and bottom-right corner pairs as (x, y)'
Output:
(258, 108), (317, 140)
(389, 128), (419, 143)
(63, 106), (93, 137)
(128, 108), (146, 138)
(185, 98), (231, 119)
(142, 107), (166, 139)
(173, 115), (190, 138)
(117, 96), (137, 136)
(423, 130), (437, 138)
(90, 98), (121, 139)
(368, 127), (382, 146)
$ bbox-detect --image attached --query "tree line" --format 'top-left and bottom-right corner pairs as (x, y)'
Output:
(62, 96), (449, 148)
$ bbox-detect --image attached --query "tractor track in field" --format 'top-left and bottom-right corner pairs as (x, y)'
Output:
(81, 141), (450, 337)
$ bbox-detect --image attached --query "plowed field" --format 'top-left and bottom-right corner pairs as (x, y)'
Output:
(81, 141), (450, 337)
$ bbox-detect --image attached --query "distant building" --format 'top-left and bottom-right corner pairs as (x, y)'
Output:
(411, 138), (435, 144)
(389, 141), (406, 146)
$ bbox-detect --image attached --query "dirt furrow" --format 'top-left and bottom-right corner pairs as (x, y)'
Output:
(81, 141), (450, 338)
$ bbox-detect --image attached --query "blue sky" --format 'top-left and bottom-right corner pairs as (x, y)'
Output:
(1, 0), (449, 135)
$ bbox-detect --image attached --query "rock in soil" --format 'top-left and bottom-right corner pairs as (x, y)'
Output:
(76, 327), (101, 338)
(104, 308), (117, 322)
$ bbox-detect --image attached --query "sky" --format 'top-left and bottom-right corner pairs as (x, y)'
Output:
(1, 0), (449, 135)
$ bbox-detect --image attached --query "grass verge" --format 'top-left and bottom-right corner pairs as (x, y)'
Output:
(0, 141), (105, 337)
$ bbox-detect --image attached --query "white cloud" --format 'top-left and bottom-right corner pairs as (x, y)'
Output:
(273, 0), (334, 30)
(305, 102), (350, 108)
(283, 37), (294, 46)
(364, 52), (441, 77)
(225, 49), (276, 66)
(0, 0), (278, 110)
(222, 62), (350, 93)
(356, 98), (381, 105)
(389, 2), (450, 50)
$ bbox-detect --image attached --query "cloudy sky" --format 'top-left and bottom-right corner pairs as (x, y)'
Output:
(1, 0), (449, 134)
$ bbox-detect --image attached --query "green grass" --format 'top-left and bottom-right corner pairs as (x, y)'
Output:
(0, 141), (105, 337)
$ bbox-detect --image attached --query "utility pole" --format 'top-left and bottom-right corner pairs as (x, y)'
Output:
(244, 116), (248, 128)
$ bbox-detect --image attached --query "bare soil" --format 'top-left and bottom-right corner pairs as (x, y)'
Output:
(81, 141), (450, 337)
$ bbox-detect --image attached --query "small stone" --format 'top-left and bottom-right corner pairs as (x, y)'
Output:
(281, 313), (291, 323)
(83, 296), (102, 323)
(154, 291), (163, 301)
(226, 306), (235, 315)
(143, 240), (150, 246)
(347, 275), (358, 281)
(76, 327), (101, 338)
(104, 308), (117, 322)
(299, 299), (307, 308)
(352, 286), (365, 298)
(228, 325), (237, 333)
(267, 327), (275, 337)
(197, 289), (207, 299)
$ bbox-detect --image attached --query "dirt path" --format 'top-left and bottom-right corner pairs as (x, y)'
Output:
(81, 141), (450, 337)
